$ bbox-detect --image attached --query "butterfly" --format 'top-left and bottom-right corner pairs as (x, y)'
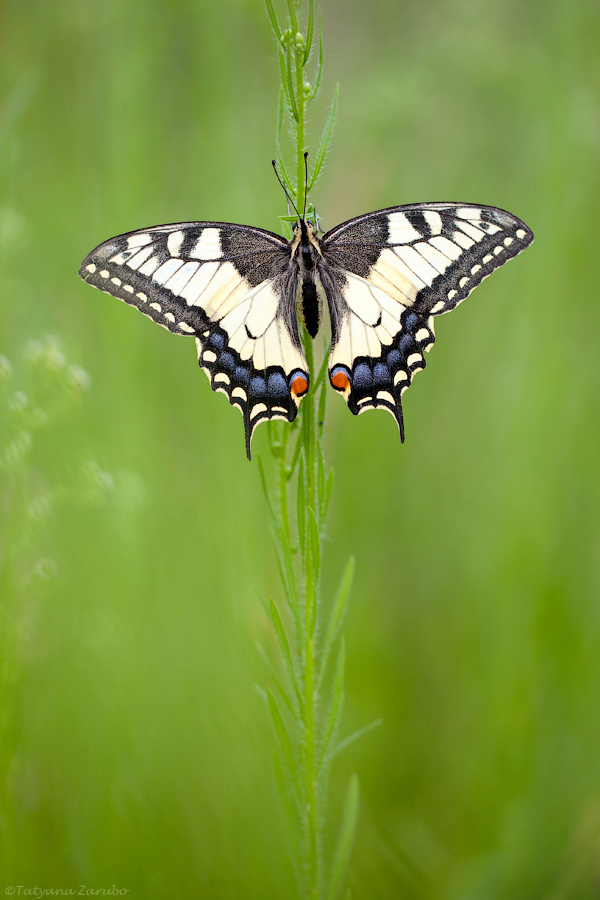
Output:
(79, 201), (533, 458)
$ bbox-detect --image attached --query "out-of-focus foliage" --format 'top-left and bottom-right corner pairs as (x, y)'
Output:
(0, 0), (599, 897)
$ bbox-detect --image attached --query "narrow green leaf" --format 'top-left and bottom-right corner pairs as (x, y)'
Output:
(253, 682), (268, 702)
(285, 44), (300, 123)
(314, 347), (329, 389)
(273, 750), (301, 831)
(273, 534), (301, 638)
(285, 853), (301, 900)
(275, 88), (295, 194)
(310, 9), (324, 100)
(318, 638), (345, 773)
(257, 453), (275, 520)
(256, 640), (297, 718)
(308, 506), (321, 590)
(317, 375), (327, 437)
(322, 468), (335, 524)
(287, 426), (304, 479)
(253, 586), (270, 618)
(344, 891), (352, 900)
(303, 0), (315, 65)
(317, 449), (325, 522)
(269, 598), (306, 721)
(318, 556), (354, 691)
(279, 46), (299, 126)
(297, 455), (306, 560)
(309, 82), (339, 189)
(333, 718), (383, 759)
(264, 0), (282, 40)
(325, 774), (360, 900)
(267, 687), (297, 776)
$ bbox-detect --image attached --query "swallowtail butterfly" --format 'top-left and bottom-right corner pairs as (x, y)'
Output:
(79, 202), (533, 458)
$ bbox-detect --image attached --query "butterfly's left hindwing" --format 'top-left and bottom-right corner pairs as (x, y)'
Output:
(79, 222), (310, 458)
(320, 202), (534, 436)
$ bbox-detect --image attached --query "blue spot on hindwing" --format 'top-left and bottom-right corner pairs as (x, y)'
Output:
(234, 366), (250, 386)
(249, 376), (267, 398)
(386, 348), (401, 368)
(267, 372), (288, 400)
(209, 332), (225, 349)
(219, 352), (235, 373)
(353, 363), (372, 391)
(373, 363), (390, 386)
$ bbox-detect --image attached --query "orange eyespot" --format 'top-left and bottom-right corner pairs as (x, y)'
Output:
(290, 373), (309, 398)
(330, 366), (351, 392)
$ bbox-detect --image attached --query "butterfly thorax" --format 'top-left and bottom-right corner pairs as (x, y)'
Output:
(291, 219), (323, 339)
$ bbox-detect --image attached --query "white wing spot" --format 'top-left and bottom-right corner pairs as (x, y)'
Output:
(214, 373), (230, 385)
(452, 230), (475, 250)
(494, 246), (503, 256)
(178, 322), (194, 333)
(203, 350), (217, 363)
(394, 370), (408, 386)
(124, 284), (134, 293)
(139, 256), (161, 276)
(448, 289), (458, 301)
(459, 277), (469, 288)
(150, 302), (161, 311)
(190, 228), (222, 260)
(85, 263), (97, 273)
(232, 387), (247, 401)
(251, 403), (267, 419)
(430, 300), (446, 314)
(456, 221), (485, 242)
(167, 230), (184, 257)
(152, 258), (184, 285)
(415, 241), (452, 273)
(504, 237), (514, 247)
(126, 247), (154, 270)
(111, 277), (122, 286)
(471, 265), (481, 275)
(127, 233), (152, 249)
(430, 236), (462, 261)
(407, 353), (422, 368)
(423, 211), (443, 235)
(482, 254), (493, 264)
(387, 212), (421, 244)
(136, 292), (147, 302)
(376, 391), (395, 404)
(164, 312), (175, 323)
(516, 229), (527, 239)
(415, 329), (430, 342)
(99, 270), (109, 279)
(456, 208), (482, 221)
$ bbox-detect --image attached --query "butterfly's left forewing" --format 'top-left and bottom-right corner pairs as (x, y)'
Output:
(320, 203), (534, 437)
(79, 222), (309, 457)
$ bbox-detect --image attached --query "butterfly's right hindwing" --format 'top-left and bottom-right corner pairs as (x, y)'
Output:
(79, 222), (309, 457)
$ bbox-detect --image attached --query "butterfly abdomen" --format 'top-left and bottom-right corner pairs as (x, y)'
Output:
(298, 278), (322, 338)
(295, 231), (323, 338)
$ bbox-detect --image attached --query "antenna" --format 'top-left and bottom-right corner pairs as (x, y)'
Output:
(271, 160), (301, 221)
(303, 151), (309, 220)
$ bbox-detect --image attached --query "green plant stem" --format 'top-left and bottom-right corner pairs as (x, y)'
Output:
(261, 3), (359, 897)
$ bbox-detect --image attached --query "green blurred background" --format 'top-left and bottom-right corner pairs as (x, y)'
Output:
(1, 0), (599, 897)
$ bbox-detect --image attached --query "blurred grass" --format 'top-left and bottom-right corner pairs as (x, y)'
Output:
(1, 0), (599, 897)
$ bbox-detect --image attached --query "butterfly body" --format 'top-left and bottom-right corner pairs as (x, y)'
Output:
(79, 202), (533, 458)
